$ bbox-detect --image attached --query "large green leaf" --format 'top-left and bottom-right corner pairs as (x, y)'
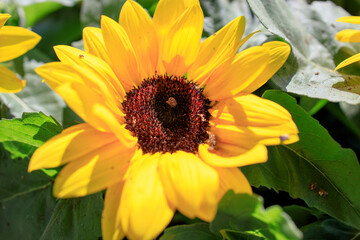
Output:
(161, 192), (301, 240)
(0, 112), (103, 239)
(0, 112), (62, 159)
(246, 0), (360, 104)
(160, 223), (218, 240)
(0, 59), (66, 123)
(242, 90), (360, 229)
(284, 205), (359, 240)
(210, 192), (302, 240)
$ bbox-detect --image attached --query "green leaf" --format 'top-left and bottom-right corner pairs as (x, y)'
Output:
(242, 90), (360, 229)
(0, 116), (102, 239)
(33, 6), (82, 60)
(23, 2), (64, 27)
(160, 223), (218, 240)
(38, 193), (103, 240)
(299, 96), (328, 116)
(284, 205), (360, 239)
(246, 0), (360, 104)
(0, 145), (53, 203)
(302, 219), (359, 240)
(210, 192), (303, 240)
(0, 112), (62, 159)
(0, 59), (66, 123)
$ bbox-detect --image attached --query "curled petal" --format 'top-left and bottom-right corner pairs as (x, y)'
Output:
(335, 53), (360, 71)
(0, 14), (10, 28)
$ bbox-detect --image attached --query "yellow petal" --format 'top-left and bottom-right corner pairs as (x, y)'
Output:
(119, 0), (158, 79)
(102, 182), (125, 240)
(101, 15), (141, 90)
(158, 151), (219, 221)
(0, 26), (41, 62)
(36, 64), (119, 129)
(335, 52), (360, 71)
(35, 62), (82, 86)
(83, 27), (112, 65)
(91, 103), (138, 148)
(28, 123), (118, 172)
(53, 139), (136, 198)
(210, 94), (299, 146)
(153, 0), (199, 37)
(335, 29), (360, 42)
(160, 4), (203, 76)
(337, 16), (360, 24)
(242, 41), (291, 93)
(188, 16), (246, 85)
(215, 167), (252, 200)
(0, 13), (10, 28)
(41, 75), (135, 146)
(0, 65), (25, 93)
(54, 45), (126, 101)
(204, 46), (270, 100)
(120, 153), (174, 240)
(199, 143), (268, 167)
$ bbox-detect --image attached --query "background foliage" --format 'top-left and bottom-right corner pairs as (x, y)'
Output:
(1, 0), (360, 239)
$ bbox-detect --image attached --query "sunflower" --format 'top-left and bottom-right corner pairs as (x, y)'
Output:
(0, 14), (41, 93)
(335, 16), (360, 71)
(28, 0), (298, 239)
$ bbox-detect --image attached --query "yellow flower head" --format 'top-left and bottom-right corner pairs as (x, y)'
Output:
(0, 14), (41, 93)
(29, 0), (298, 239)
(335, 16), (360, 71)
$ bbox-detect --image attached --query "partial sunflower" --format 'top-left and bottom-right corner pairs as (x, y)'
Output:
(335, 16), (360, 71)
(0, 14), (41, 93)
(28, 0), (298, 239)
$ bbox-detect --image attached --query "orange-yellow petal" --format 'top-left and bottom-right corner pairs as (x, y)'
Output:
(335, 29), (360, 42)
(188, 16), (246, 85)
(0, 26), (41, 62)
(36, 64), (115, 129)
(35, 62), (136, 147)
(210, 94), (299, 146)
(204, 46), (270, 100)
(242, 41), (291, 93)
(119, 152), (174, 240)
(0, 65), (25, 93)
(335, 52), (360, 71)
(101, 15), (141, 90)
(158, 151), (219, 221)
(0, 13), (10, 28)
(215, 167), (252, 200)
(119, 0), (158, 79)
(337, 16), (360, 24)
(199, 143), (268, 168)
(83, 27), (112, 65)
(53, 140), (135, 198)
(54, 45), (126, 101)
(28, 123), (118, 172)
(160, 4), (203, 76)
(102, 182), (125, 240)
(153, 0), (199, 37)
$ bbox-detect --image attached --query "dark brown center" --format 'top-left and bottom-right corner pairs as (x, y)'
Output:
(122, 75), (211, 154)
